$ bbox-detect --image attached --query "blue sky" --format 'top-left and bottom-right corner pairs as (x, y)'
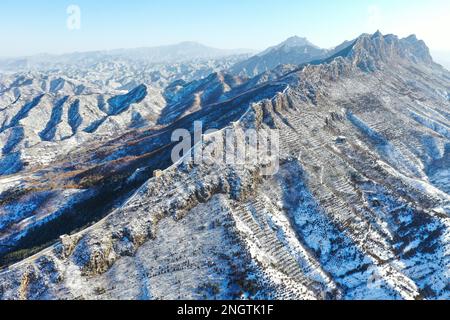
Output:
(0, 0), (449, 57)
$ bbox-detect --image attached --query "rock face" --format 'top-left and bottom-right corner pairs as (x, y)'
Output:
(0, 32), (449, 300)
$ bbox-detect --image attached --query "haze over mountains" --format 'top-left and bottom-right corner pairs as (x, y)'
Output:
(2, 35), (449, 74)
(0, 32), (449, 300)
(0, 42), (253, 72)
(230, 36), (354, 77)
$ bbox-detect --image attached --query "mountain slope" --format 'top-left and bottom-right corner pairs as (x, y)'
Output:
(0, 32), (449, 300)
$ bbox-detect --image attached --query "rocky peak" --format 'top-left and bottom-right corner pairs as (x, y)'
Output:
(281, 36), (318, 49)
(402, 34), (434, 63)
(345, 31), (434, 72)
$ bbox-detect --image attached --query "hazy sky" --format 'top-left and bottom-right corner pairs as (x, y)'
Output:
(1, 0), (449, 57)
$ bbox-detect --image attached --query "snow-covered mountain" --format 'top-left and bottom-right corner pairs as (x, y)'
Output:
(229, 36), (330, 77)
(432, 51), (450, 70)
(258, 36), (321, 55)
(0, 32), (449, 300)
